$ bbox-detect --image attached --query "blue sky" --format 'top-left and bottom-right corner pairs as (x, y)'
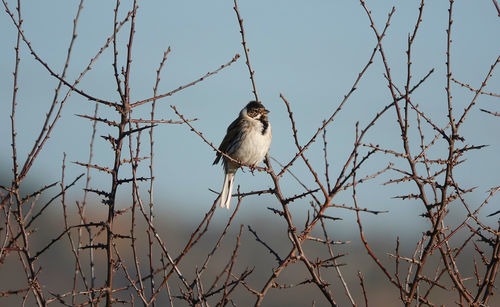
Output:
(1, 0), (499, 232)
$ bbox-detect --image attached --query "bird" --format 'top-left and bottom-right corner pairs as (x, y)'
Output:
(213, 101), (272, 209)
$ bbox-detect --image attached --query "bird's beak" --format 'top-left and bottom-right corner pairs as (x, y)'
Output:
(262, 109), (269, 114)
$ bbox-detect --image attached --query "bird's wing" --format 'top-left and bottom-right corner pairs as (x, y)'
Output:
(213, 117), (244, 165)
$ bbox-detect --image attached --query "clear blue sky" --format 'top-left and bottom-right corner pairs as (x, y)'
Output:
(1, 0), (499, 232)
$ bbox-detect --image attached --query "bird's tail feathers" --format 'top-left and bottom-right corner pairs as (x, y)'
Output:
(220, 172), (235, 209)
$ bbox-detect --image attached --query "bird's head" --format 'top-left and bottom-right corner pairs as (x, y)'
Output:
(244, 101), (269, 119)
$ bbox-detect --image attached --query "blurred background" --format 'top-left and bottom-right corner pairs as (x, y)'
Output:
(1, 0), (499, 305)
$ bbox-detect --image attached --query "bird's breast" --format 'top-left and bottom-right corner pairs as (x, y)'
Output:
(232, 121), (271, 166)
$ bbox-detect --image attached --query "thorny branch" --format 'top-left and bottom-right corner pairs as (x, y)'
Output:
(1, 1), (499, 306)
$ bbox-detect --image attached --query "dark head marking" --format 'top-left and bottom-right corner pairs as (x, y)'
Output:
(246, 101), (269, 118)
(245, 101), (269, 134)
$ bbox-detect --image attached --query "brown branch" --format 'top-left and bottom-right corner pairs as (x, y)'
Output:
(456, 55), (500, 128)
(480, 108), (500, 117)
(2, 0), (117, 108)
(233, 0), (259, 102)
(131, 54), (240, 108)
(452, 77), (500, 98)
(248, 225), (283, 264)
(492, 0), (500, 17)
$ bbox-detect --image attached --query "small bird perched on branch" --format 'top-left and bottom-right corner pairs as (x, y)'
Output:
(213, 101), (272, 209)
